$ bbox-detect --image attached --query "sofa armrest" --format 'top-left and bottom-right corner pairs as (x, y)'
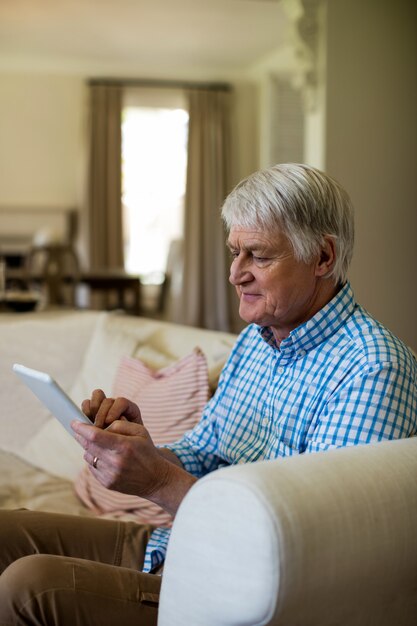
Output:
(159, 437), (417, 626)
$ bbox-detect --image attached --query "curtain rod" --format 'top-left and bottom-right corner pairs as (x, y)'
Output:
(88, 77), (231, 92)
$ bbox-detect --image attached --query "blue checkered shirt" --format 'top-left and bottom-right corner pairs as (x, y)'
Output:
(143, 282), (417, 572)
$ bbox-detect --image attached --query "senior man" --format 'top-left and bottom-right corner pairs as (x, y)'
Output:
(0, 163), (415, 624)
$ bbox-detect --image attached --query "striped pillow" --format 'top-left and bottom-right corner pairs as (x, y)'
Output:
(74, 349), (209, 527)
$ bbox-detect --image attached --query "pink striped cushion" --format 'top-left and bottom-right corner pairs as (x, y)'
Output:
(74, 349), (209, 527)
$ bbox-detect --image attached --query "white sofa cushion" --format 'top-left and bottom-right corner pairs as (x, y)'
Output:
(18, 311), (236, 480)
(69, 310), (237, 402)
(0, 310), (99, 454)
(21, 311), (143, 480)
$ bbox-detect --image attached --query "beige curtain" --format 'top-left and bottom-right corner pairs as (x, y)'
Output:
(179, 88), (233, 331)
(88, 83), (123, 271)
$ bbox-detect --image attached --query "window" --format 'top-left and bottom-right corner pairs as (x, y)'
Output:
(121, 88), (189, 284)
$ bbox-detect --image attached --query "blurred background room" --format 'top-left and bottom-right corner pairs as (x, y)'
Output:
(0, 0), (415, 349)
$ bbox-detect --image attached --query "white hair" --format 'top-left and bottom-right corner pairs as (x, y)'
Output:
(221, 163), (355, 285)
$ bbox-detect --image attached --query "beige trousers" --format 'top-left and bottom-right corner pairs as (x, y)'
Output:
(0, 509), (161, 625)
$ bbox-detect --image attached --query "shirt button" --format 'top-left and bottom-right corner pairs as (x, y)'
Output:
(277, 366), (284, 374)
(262, 417), (269, 427)
(298, 349), (306, 358)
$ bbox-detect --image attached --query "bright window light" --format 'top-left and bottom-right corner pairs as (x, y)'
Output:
(122, 98), (189, 282)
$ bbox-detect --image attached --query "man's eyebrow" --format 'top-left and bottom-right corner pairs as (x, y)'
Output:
(226, 240), (237, 250)
(227, 240), (269, 253)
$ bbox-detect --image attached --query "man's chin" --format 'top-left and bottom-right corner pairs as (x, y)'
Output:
(239, 305), (265, 327)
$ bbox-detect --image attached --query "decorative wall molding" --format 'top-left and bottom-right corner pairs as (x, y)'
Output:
(269, 77), (305, 165)
(281, 0), (323, 110)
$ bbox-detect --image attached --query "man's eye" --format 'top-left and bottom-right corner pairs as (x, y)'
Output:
(253, 256), (268, 263)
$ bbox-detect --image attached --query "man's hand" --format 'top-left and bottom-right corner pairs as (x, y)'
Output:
(81, 388), (143, 429)
(71, 390), (197, 516)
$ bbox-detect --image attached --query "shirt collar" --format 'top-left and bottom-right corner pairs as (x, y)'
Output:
(258, 282), (356, 357)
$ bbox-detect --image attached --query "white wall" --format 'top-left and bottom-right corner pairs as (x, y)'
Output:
(0, 73), (87, 208)
(324, 0), (417, 349)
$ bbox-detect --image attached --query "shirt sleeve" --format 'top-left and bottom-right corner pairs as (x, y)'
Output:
(304, 360), (417, 453)
(162, 398), (222, 477)
(161, 325), (257, 477)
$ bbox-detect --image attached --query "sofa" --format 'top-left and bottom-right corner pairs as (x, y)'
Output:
(0, 309), (416, 625)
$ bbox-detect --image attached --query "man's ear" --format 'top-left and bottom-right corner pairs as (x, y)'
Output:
(315, 235), (336, 277)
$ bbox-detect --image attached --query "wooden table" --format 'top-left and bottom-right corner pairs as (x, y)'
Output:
(79, 270), (142, 314)
(5, 267), (143, 315)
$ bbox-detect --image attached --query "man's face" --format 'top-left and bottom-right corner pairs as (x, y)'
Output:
(227, 226), (328, 343)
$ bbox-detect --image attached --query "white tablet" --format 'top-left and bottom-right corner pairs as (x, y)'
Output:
(13, 363), (92, 437)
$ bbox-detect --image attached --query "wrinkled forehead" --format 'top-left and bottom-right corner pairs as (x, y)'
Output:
(226, 224), (290, 250)
(223, 205), (281, 231)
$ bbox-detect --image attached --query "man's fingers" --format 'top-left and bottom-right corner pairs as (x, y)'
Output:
(93, 397), (117, 428)
(106, 420), (145, 436)
(90, 389), (107, 418)
(81, 398), (91, 417)
(106, 397), (143, 425)
(82, 389), (107, 421)
(74, 422), (146, 481)
(80, 391), (143, 430)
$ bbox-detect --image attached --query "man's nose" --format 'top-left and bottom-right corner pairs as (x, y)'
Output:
(229, 257), (252, 286)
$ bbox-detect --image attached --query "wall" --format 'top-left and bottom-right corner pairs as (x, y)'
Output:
(0, 71), (258, 229)
(324, 0), (417, 349)
(5, 2), (415, 346)
(0, 73), (86, 209)
(229, 82), (259, 187)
